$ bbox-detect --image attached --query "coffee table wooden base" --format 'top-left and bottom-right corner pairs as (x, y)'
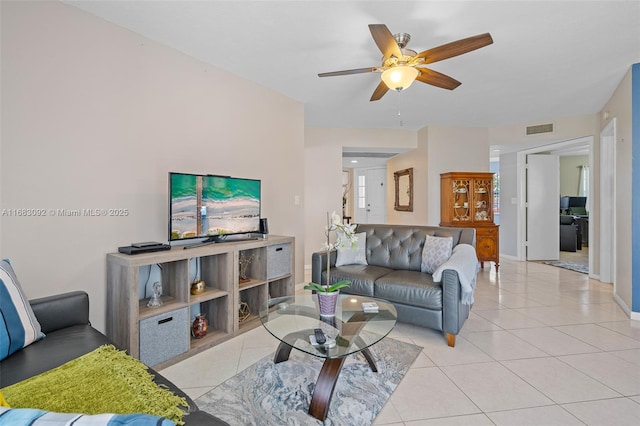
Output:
(274, 339), (377, 421)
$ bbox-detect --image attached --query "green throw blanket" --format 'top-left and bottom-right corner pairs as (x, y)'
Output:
(1, 345), (188, 425)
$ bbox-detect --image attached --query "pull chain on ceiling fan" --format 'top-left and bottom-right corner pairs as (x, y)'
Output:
(318, 24), (493, 101)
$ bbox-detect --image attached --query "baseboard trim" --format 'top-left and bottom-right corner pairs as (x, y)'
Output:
(613, 292), (634, 319)
(498, 253), (519, 261)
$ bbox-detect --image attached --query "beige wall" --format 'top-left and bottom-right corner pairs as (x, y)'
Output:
(304, 125), (489, 267)
(489, 115), (598, 149)
(600, 68), (633, 310)
(0, 1), (305, 332)
(386, 126), (490, 227)
(425, 126), (491, 225)
(304, 127), (417, 267)
(560, 155), (589, 197)
(386, 126), (428, 225)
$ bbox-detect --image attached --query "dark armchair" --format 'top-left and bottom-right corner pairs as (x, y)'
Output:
(560, 215), (582, 252)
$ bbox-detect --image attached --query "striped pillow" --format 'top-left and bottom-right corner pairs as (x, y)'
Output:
(0, 259), (44, 361)
(0, 407), (176, 425)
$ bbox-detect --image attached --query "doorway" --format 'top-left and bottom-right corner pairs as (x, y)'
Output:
(516, 136), (594, 276)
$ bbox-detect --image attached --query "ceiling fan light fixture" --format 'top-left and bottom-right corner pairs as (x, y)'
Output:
(381, 66), (419, 91)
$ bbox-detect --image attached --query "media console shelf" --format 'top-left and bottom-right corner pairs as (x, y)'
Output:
(106, 235), (294, 369)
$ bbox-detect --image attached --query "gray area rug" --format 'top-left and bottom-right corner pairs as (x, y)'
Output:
(196, 337), (422, 425)
(543, 260), (588, 274)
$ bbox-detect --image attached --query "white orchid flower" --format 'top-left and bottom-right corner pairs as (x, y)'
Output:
(312, 211), (359, 292)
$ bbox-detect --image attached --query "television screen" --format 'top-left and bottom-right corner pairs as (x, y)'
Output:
(169, 172), (261, 241)
(568, 196), (586, 208)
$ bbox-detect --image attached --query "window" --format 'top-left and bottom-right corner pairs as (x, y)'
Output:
(358, 175), (366, 209)
(490, 160), (500, 225)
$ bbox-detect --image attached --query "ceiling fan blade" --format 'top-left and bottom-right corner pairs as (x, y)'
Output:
(370, 81), (389, 101)
(415, 68), (462, 90)
(318, 67), (377, 77)
(416, 33), (493, 65)
(369, 24), (403, 59)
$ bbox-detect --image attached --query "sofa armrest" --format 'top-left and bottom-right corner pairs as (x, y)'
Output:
(30, 291), (90, 334)
(459, 228), (476, 247)
(311, 250), (337, 285)
(441, 270), (471, 337)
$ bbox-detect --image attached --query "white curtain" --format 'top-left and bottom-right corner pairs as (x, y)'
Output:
(577, 165), (589, 197)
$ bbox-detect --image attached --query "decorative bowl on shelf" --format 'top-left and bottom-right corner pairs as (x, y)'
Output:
(190, 280), (206, 295)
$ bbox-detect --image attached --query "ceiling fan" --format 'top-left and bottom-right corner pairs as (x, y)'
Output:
(318, 24), (493, 101)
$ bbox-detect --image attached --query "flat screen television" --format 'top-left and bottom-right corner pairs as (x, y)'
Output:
(568, 196), (587, 208)
(169, 172), (261, 243)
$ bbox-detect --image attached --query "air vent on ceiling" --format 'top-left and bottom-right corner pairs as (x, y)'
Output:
(526, 123), (554, 135)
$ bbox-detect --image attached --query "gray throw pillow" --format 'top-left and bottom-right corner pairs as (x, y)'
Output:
(335, 232), (368, 266)
(421, 235), (453, 274)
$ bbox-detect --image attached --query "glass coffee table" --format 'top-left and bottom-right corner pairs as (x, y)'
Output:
(259, 294), (397, 421)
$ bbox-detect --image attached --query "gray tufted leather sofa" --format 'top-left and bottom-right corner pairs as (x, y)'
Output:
(311, 224), (476, 347)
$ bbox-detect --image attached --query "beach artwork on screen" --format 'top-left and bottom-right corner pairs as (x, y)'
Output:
(170, 173), (260, 240)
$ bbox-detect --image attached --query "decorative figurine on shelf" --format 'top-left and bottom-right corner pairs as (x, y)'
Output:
(239, 302), (251, 322)
(239, 252), (254, 283)
(190, 279), (206, 295)
(147, 282), (163, 308)
(191, 314), (208, 338)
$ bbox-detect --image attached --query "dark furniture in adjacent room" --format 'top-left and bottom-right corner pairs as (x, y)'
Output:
(560, 196), (587, 216)
(560, 215), (582, 252)
(559, 196), (588, 250)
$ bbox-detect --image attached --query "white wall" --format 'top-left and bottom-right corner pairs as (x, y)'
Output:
(498, 153), (518, 257)
(0, 1), (305, 332)
(599, 68), (633, 311)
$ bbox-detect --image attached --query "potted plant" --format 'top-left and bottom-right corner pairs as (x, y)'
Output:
(304, 211), (357, 316)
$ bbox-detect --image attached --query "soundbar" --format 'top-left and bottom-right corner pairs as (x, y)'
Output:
(118, 244), (171, 255)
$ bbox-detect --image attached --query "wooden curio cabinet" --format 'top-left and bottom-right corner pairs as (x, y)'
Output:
(440, 172), (499, 271)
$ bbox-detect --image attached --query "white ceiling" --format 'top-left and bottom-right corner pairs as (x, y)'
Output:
(65, 1), (640, 134)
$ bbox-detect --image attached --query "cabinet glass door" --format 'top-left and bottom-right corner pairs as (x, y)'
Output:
(452, 179), (470, 221)
(473, 179), (492, 222)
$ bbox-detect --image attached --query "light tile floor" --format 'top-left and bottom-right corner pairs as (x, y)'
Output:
(160, 258), (640, 425)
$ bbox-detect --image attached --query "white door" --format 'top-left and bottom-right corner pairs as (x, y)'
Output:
(527, 154), (560, 260)
(354, 167), (387, 224)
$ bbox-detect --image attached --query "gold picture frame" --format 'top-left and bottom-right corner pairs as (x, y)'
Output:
(394, 168), (413, 211)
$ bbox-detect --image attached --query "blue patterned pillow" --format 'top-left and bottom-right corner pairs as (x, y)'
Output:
(421, 235), (453, 274)
(0, 407), (176, 425)
(0, 259), (44, 361)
